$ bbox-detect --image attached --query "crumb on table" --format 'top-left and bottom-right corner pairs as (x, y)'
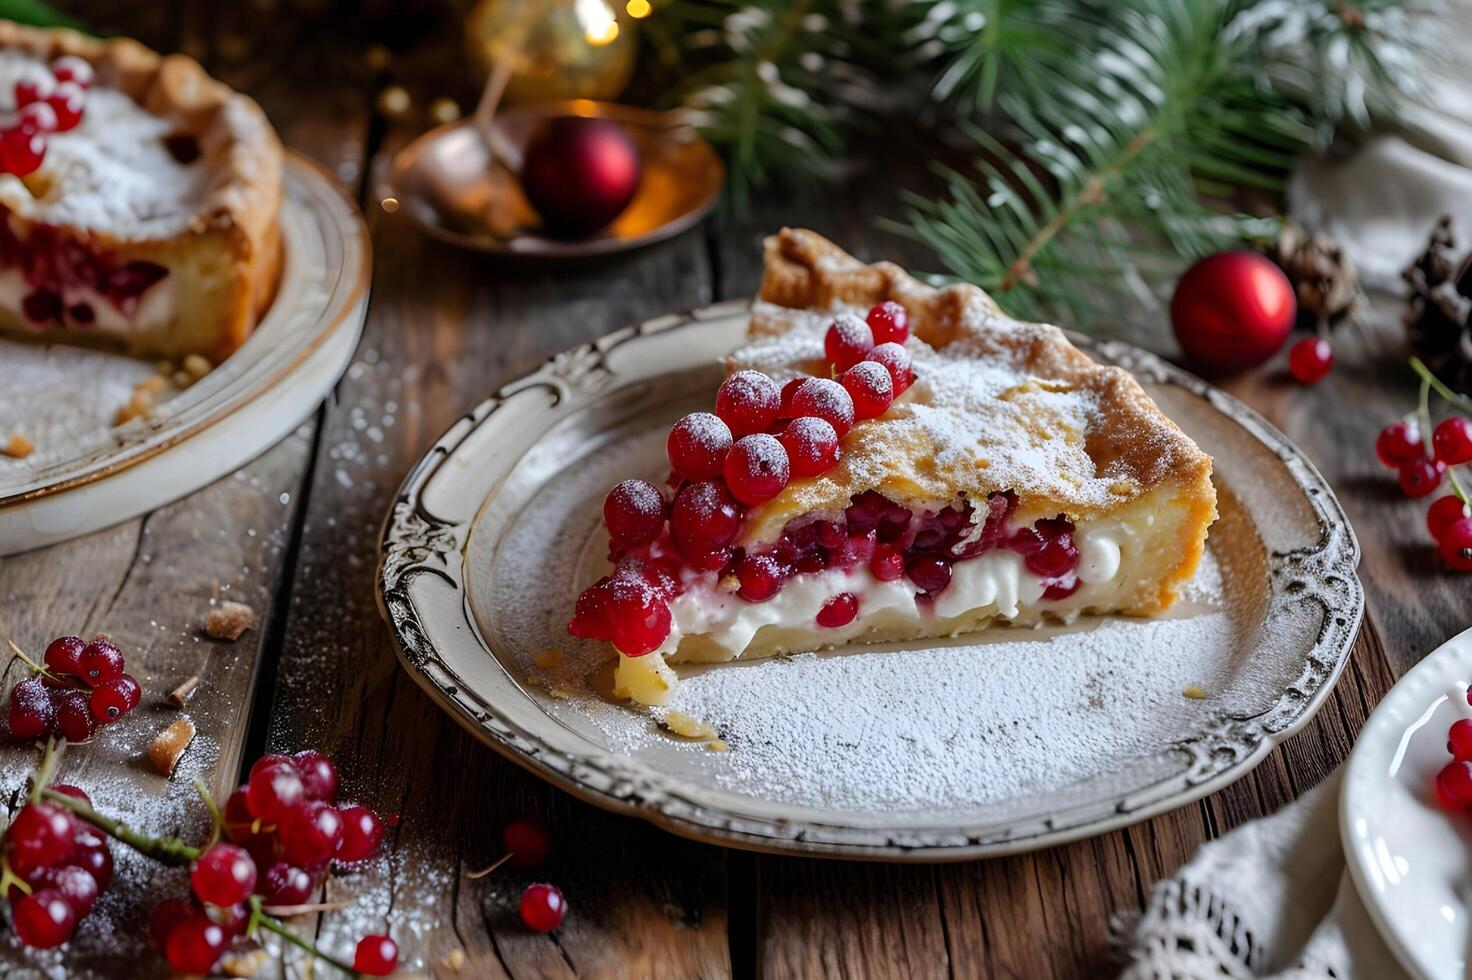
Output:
(1183, 684), (1208, 700)
(148, 716), (196, 776)
(662, 711), (718, 740)
(4, 433), (32, 458)
(204, 601), (255, 641)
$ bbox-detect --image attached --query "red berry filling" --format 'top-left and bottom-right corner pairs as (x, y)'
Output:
(824, 313), (874, 371)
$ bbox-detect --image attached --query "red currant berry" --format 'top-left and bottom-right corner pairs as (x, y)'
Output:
(603, 479), (665, 550)
(355, 934), (400, 976)
(66, 829), (112, 889)
(337, 804), (385, 862)
(49, 784), (89, 806)
(223, 785), (260, 842)
(207, 901), (250, 937)
(0, 124), (43, 176)
(602, 575), (672, 656)
(1429, 496), (1472, 541)
(519, 883), (567, 932)
(670, 480), (743, 557)
(279, 800), (344, 868)
(292, 749), (339, 802)
(17, 101), (57, 135)
(5, 802), (74, 876)
(1449, 719), (1472, 761)
(30, 864), (98, 916)
(46, 82), (84, 132)
(715, 370), (782, 437)
(259, 861), (316, 906)
(736, 554), (786, 602)
(13, 888), (76, 948)
(246, 759), (306, 824)
(824, 314), (874, 371)
(8, 675), (56, 740)
(89, 673), (140, 722)
(51, 56), (94, 89)
(779, 416), (840, 478)
(56, 691), (95, 742)
(165, 914), (228, 974)
(1440, 518), (1472, 572)
(78, 639), (124, 687)
(191, 842), (257, 906)
(778, 377), (805, 417)
(869, 543), (905, 581)
(906, 556), (953, 594)
(43, 636), (84, 676)
(841, 361), (895, 421)
(14, 76), (51, 108)
(789, 378), (855, 437)
(724, 433), (791, 504)
(148, 897), (196, 951)
(1287, 337), (1333, 384)
(503, 816), (552, 869)
(1399, 457), (1446, 499)
(249, 753), (293, 780)
(1433, 416), (1472, 466)
(1376, 420), (1424, 469)
(866, 301), (910, 346)
(815, 592), (859, 628)
(667, 412), (733, 480)
(1437, 759), (1472, 808)
(865, 343), (914, 396)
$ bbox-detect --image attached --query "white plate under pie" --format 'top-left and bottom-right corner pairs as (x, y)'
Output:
(377, 305), (1364, 860)
(1342, 626), (1472, 980)
(0, 153), (371, 556)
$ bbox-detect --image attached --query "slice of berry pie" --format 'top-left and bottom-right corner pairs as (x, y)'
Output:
(571, 229), (1219, 706)
(0, 23), (282, 363)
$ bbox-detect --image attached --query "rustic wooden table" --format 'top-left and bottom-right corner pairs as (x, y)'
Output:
(2, 6), (1466, 978)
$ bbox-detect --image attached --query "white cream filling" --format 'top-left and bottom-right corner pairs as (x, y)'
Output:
(0, 265), (175, 334)
(613, 528), (1126, 706)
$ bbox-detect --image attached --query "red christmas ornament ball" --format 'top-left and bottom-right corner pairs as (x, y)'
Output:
(1170, 251), (1296, 373)
(520, 116), (641, 238)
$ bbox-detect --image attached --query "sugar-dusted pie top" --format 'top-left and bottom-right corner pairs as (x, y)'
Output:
(729, 229), (1216, 543)
(0, 50), (210, 239)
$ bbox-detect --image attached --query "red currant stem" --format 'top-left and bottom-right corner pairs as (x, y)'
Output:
(194, 777), (224, 848)
(27, 734), (65, 805)
(1416, 374), (1435, 461)
(40, 788), (201, 866)
(1410, 357), (1472, 415)
(1450, 465), (1470, 507)
(246, 896), (361, 976)
(0, 860), (31, 899)
(463, 851), (513, 879)
(5, 639), (80, 689)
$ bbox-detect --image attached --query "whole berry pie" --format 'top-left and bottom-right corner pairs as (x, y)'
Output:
(0, 23), (282, 363)
(572, 229), (1219, 706)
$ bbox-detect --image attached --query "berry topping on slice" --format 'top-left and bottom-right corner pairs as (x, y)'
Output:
(46, 82), (84, 132)
(736, 553), (787, 602)
(715, 370), (782, 437)
(667, 412), (732, 480)
(816, 592), (860, 628)
(865, 342), (914, 395)
(603, 479), (666, 550)
(869, 543), (905, 581)
(670, 480), (743, 556)
(841, 361), (895, 421)
(866, 301), (910, 346)
(779, 416), (840, 478)
(14, 76), (51, 108)
(51, 56), (94, 89)
(824, 313), (874, 371)
(906, 555), (952, 595)
(602, 572), (673, 656)
(723, 433), (791, 504)
(789, 377), (855, 437)
(0, 126), (45, 176)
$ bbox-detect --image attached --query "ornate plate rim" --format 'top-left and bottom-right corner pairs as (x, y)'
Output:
(376, 302), (1365, 861)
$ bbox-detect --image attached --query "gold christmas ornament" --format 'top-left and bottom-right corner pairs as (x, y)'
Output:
(466, 0), (639, 105)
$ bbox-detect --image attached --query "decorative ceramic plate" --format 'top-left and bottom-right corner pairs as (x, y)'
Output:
(377, 304), (1363, 861)
(1342, 626), (1472, 980)
(0, 153), (371, 555)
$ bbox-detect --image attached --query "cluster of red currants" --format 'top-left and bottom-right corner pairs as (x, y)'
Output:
(3, 785), (114, 949)
(7, 635), (142, 742)
(1434, 704), (1472, 809)
(147, 750), (394, 974)
(1375, 415), (1472, 571)
(3, 56), (91, 177)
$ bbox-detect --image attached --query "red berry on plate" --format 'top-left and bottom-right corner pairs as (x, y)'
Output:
(5, 802), (75, 876)
(670, 480), (742, 557)
(715, 370), (781, 437)
(56, 691), (95, 742)
(603, 574), (673, 656)
(824, 314), (874, 371)
(12, 888), (76, 948)
(869, 543), (905, 581)
(789, 378), (855, 437)
(89, 673), (140, 722)
(865, 342), (913, 396)
(736, 553), (787, 602)
(502, 816), (551, 869)
(260, 861), (316, 906)
(355, 934), (399, 976)
(779, 416), (840, 478)
(1433, 416), (1472, 466)
(246, 758), (306, 824)
(724, 433), (790, 504)
(337, 804), (385, 862)
(46, 82), (84, 132)
(815, 592), (859, 628)
(1440, 518), (1472, 572)
(78, 638), (124, 687)
(1429, 496), (1472, 541)
(14, 76), (51, 108)
(31, 864), (98, 916)
(667, 412), (732, 480)
(1399, 458), (1446, 499)
(279, 800), (344, 868)
(0, 126), (45, 176)
(165, 914), (228, 974)
(1449, 719), (1472, 761)
(1437, 759), (1472, 808)
(1376, 420), (1423, 469)
(191, 842), (257, 907)
(292, 749), (339, 802)
(17, 101), (57, 135)
(43, 635), (85, 677)
(66, 829), (112, 889)
(906, 555), (953, 594)
(1287, 337), (1333, 384)
(8, 675), (55, 740)
(841, 361), (895, 421)
(148, 897), (195, 951)
(51, 56), (93, 89)
(519, 883), (567, 932)
(603, 479), (665, 550)
(866, 301), (910, 346)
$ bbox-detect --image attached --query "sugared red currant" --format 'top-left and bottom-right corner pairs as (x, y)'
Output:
(5, 802), (75, 876)
(1399, 457), (1445, 498)
(17, 101), (57, 135)
(1438, 759), (1472, 808)
(0, 125), (44, 175)
(192, 843), (257, 906)
(292, 749), (339, 802)
(355, 934), (399, 976)
(78, 639), (124, 687)
(1376, 420), (1423, 469)
(824, 314), (874, 371)
(736, 554), (786, 602)
(67, 829), (112, 889)
(1287, 337), (1332, 384)
(223, 785), (260, 842)
(14, 76), (51, 108)
(670, 480), (742, 557)
(246, 759), (306, 824)
(907, 556), (952, 594)
(815, 592), (859, 628)
(779, 416), (840, 478)
(789, 378), (855, 437)
(50, 784), (89, 806)
(89, 673), (140, 722)
(1449, 719), (1472, 761)
(870, 543), (905, 581)
(43, 635), (85, 676)
(668, 412), (733, 480)
(841, 361), (894, 421)
(602, 575), (672, 656)
(165, 915), (228, 974)
(337, 804), (385, 862)
(51, 56), (94, 89)
(603, 479), (665, 550)
(1429, 496), (1472, 541)
(259, 861), (316, 906)
(280, 800), (344, 868)
(520, 883), (566, 932)
(503, 816), (551, 869)
(46, 82), (84, 132)
(8, 676), (55, 740)
(13, 888), (76, 948)
(1433, 416), (1472, 466)
(715, 370), (781, 437)
(724, 433), (790, 504)
(866, 301), (910, 346)
(148, 897), (196, 951)
(1440, 518), (1472, 572)
(866, 343), (914, 395)
(56, 691), (95, 742)
(31, 865), (98, 916)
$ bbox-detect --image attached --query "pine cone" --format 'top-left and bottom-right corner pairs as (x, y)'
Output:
(1404, 216), (1472, 395)
(1262, 222), (1360, 330)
